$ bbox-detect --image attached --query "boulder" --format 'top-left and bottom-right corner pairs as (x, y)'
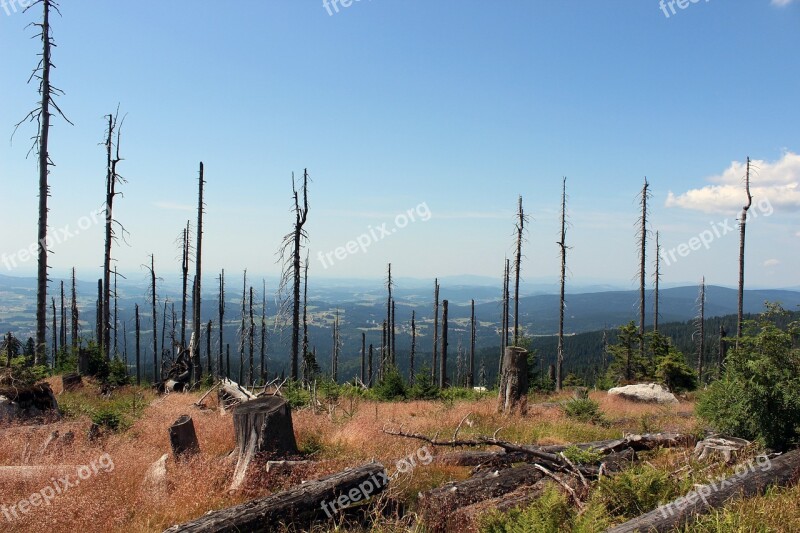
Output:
(608, 383), (678, 405)
(0, 394), (23, 421)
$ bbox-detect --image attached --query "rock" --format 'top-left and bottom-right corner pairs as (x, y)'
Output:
(0, 394), (23, 421)
(142, 453), (169, 496)
(608, 383), (678, 405)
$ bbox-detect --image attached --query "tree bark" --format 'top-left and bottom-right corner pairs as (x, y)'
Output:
(608, 448), (800, 533)
(737, 157), (752, 343)
(498, 346), (528, 414)
(164, 462), (387, 533)
(194, 162), (205, 383)
(62, 372), (82, 392)
(439, 300), (449, 388)
(168, 414), (200, 459)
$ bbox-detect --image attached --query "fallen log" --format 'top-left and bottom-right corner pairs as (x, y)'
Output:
(218, 378), (257, 409)
(434, 450), (531, 467)
(451, 479), (554, 532)
(607, 448), (800, 533)
(163, 461), (388, 533)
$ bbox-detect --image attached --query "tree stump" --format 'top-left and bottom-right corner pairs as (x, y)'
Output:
(229, 396), (298, 491)
(62, 372), (82, 392)
(497, 346), (529, 414)
(168, 414), (200, 459)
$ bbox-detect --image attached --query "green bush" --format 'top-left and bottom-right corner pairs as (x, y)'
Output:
(696, 305), (800, 451)
(563, 397), (606, 425)
(480, 485), (573, 533)
(91, 408), (122, 431)
(590, 464), (688, 520)
(407, 366), (439, 400)
(9, 355), (50, 386)
(372, 365), (407, 401)
(561, 444), (603, 465)
(282, 381), (311, 409)
(108, 357), (130, 386)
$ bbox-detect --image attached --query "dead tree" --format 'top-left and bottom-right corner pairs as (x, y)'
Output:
(165, 462), (387, 533)
(193, 162), (205, 383)
(248, 286), (255, 385)
(439, 299), (449, 388)
(500, 258), (510, 380)
(51, 297), (57, 363)
(368, 344), (374, 387)
(260, 280), (267, 383)
(239, 270), (247, 384)
(15, 0), (73, 364)
(113, 267), (119, 357)
(387, 263), (393, 363)
(161, 298), (169, 371)
(101, 111), (125, 358)
(206, 320), (212, 377)
(361, 332), (366, 384)
(278, 170), (309, 382)
(59, 280), (66, 352)
(70, 268), (78, 350)
(608, 448), (800, 533)
(391, 299), (396, 366)
(432, 278), (439, 384)
(381, 320), (387, 379)
(300, 252), (311, 384)
(96, 279), (102, 344)
(144, 255), (159, 381)
(718, 324), (728, 372)
(218, 270), (225, 377)
(135, 304), (141, 385)
(180, 221), (191, 351)
(556, 177), (568, 391)
(654, 231), (661, 332)
(513, 196), (527, 346)
(331, 309), (339, 382)
(410, 310), (417, 384)
(737, 157), (752, 343)
(498, 346), (528, 414)
(696, 277), (706, 383)
(468, 300), (475, 388)
(638, 179), (650, 359)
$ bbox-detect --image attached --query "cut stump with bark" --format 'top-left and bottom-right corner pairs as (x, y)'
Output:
(61, 372), (82, 392)
(229, 396), (298, 491)
(169, 414), (200, 459)
(497, 346), (529, 414)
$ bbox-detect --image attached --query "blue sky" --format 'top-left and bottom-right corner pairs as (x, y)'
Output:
(0, 0), (798, 291)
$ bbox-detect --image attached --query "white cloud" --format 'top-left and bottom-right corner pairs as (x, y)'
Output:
(771, 0), (795, 7)
(665, 151), (800, 213)
(763, 258), (781, 267)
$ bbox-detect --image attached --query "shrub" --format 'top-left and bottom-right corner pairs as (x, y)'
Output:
(561, 444), (603, 465)
(108, 357), (130, 386)
(282, 381), (311, 409)
(91, 408), (122, 431)
(590, 464), (687, 520)
(372, 365), (406, 401)
(563, 397), (606, 425)
(408, 366), (439, 400)
(696, 306), (800, 451)
(480, 485), (573, 532)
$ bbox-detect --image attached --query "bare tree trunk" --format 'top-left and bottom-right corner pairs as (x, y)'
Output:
(226, 344), (230, 380)
(361, 331), (366, 385)
(332, 309), (339, 382)
(387, 263), (392, 364)
(59, 280), (66, 352)
(654, 231), (661, 332)
(206, 320), (212, 378)
(439, 300), (449, 388)
(556, 178), (567, 391)
(514, 196), (526, 346)
(498, 346), (529, 414)
(135, 304), (141, 386)
(181, 221), (190, 351)
(193, 162), (205, 382)
(249, 286), (255, 386)
(301, 253), (310, 384)
(718, 324), (728, 373)
(96, 279), (102, 345)
(381, 320), (387, 380)
(468, 300), (475, 388)
(70, 268), (78, 351)
(432, 278), (439, 384)
(638, 179), (650, 360)
(218, 270), (225, 378)
(113, 268), (119, 357)
(161, 299), (168, 374)
(410, 311), (416, 385)
(289, 170), (309, 381)
(51, 297), (57, 366)
(391, 299), (396, 366)
(737, 157), (752, 344)
(500, 258), (510, 381)
(239, 270), (247, 385)
(147, 255), (158, 381)
(697, 277), (706, 383)
(260, 280), (266, 384)
(368, 344), (373, 387)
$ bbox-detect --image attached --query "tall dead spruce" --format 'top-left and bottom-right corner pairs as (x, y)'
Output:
(192, 162), (205, 383)
(637, 179), (650, 360)
(737, 157), (752, 343)
(15, 0), (73, 364)
(556, 177), (569, 391)
(279, 170), (309, 382)
(513, 196), (527, 346)
(101, 111), (125, 358)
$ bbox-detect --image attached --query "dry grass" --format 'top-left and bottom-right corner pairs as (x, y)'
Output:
(0, 382), (702, 532)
